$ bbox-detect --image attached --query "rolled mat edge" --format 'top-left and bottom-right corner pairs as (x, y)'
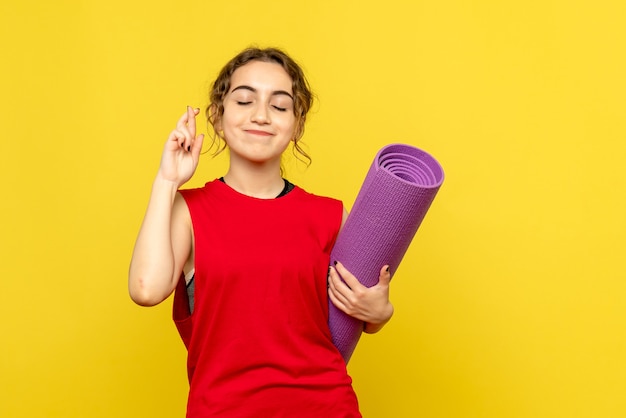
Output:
(329, 143), (444, 363)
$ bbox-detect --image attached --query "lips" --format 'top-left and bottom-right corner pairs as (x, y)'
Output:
(244, 129), (273, 136)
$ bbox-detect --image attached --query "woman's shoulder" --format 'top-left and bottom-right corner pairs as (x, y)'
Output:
(292, 187), (344, 225)
(293, 185), (342, 207)
(178, 179), (221, 199)
(292, 186), (344, 246)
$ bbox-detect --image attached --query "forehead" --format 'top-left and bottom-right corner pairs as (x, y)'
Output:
(230, 60), (293, 94)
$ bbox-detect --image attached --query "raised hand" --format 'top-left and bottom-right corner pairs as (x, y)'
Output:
(158, 106), (205, 187)
(328, 261), (394, 333)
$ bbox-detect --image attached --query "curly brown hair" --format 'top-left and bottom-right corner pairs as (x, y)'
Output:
(206, 47), (314, 165)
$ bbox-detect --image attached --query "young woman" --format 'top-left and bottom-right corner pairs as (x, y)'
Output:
(129, 47), (393, 417)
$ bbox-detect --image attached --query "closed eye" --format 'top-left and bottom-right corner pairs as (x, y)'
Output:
(272, 105), (287, 112)
(237, 101), (252, 106)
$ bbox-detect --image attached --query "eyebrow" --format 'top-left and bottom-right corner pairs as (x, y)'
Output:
(231, 85), (294, 100)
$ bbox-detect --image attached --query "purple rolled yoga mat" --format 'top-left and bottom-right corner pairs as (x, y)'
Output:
(329, 143), (444, 363)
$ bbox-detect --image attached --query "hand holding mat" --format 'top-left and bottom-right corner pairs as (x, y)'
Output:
(329, 143), (444, 363)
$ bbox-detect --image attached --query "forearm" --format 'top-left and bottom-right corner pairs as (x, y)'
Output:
(128, 175), (181, 306)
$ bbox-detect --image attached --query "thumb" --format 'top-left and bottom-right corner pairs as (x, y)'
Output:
(378, 265), (392, 286)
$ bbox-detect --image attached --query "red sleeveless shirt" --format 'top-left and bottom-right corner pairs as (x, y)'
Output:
(174, 180), (361, 417)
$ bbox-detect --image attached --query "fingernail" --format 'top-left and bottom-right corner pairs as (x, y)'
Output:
(181, 143), (185, 148)
(334, 260), (337, 266)
(187, 145), (191, 151)
(386, 266), (390, 272)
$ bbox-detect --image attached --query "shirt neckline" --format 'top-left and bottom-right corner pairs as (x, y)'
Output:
(212, 178), (300, 202)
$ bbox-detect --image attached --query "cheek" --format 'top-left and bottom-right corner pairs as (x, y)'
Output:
(220, 109), (239, 130)
(280, 114), (297, 134)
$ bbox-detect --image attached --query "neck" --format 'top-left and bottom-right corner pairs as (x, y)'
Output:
(224, 157), (284, 199)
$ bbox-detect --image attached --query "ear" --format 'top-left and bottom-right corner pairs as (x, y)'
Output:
(209, 104), (224, 137)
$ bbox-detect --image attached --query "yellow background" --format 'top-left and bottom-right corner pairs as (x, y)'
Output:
(1, 1), (625, 417)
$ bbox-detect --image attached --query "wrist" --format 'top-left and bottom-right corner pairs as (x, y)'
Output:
(364, 304), (394, 334)
(152, 173), (182, 201)
(154, 171), (182, 188)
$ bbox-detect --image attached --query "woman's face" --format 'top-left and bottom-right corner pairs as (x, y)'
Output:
(219, 60), (297, 165)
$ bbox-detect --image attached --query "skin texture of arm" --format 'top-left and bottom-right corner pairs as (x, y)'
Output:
(128, 186), (192, 306)
(128, 107), (203, 306)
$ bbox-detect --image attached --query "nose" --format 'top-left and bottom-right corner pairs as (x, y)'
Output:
(251, 104), (271, 125)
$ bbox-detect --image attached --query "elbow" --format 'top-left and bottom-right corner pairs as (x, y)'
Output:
(128, 276), (167, 307)
(129, 292), (160, 307)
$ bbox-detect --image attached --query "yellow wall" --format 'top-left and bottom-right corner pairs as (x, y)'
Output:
(1, 1), (624, 417)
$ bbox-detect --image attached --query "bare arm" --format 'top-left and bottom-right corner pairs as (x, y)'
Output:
(128, 107), (203, 306)
(128, 184), (192, 306)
